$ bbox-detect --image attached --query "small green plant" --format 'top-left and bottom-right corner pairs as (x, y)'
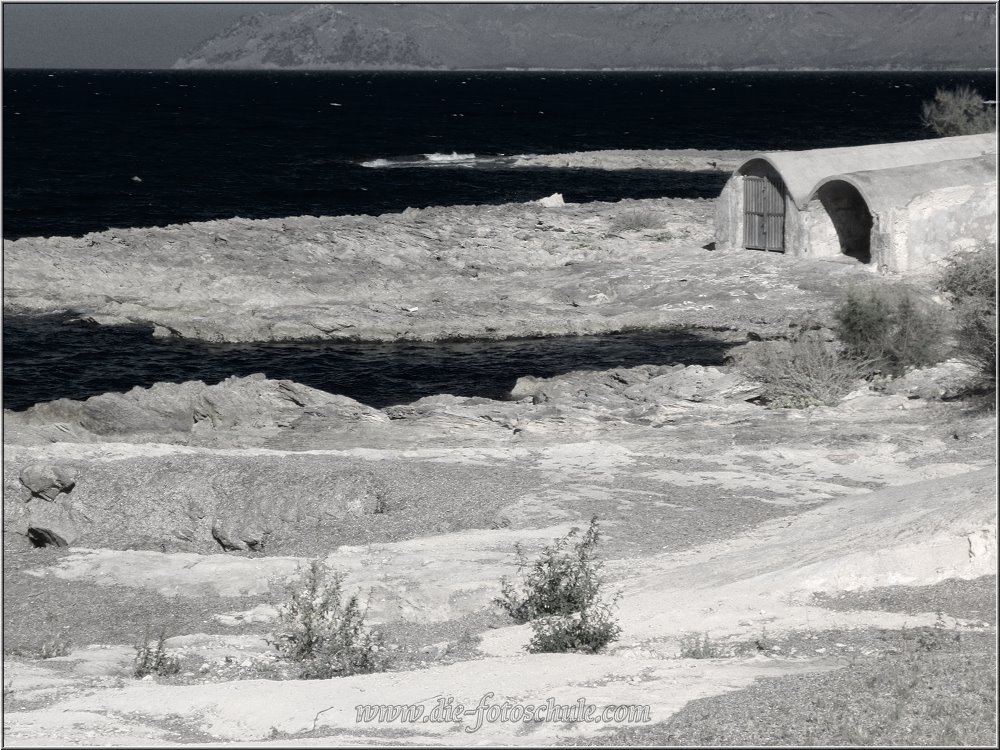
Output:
(495, 517), (621, 654)
(731, 331), (873, 408)
(833, 285), (948, 377)
(528, 605), (621, 654)
(36, 637), (73, 659)
(269, 558), (385, 679)
(938, 245), (996, 380)
(679, 632), (730, 659)
(133, 628), (181, 678)
(907, 611), (962, 654)
(921, 86), (996, 137)
(610, 208), (663, 232)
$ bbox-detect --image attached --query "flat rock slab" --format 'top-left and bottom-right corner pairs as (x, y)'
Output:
(513, 148), (756, 172)
(5, 466), (994, 745)
(3, 651), (842, 745)
(3, 197), (874, 343)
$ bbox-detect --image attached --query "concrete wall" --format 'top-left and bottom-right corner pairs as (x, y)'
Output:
(713, 175), (742, 251)
(715, 142), (997, 273)
(883, 182), (999, 273)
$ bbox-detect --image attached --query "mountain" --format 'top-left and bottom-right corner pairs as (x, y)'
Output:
(174, 3), (998, 71)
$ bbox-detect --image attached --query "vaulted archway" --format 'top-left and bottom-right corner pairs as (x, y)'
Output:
(813, 180), (873, 263)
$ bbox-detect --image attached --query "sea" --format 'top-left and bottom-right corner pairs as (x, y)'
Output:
(2, 70), (994, 410)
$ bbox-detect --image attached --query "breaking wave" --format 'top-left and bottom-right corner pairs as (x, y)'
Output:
(360, 151), (533, 169)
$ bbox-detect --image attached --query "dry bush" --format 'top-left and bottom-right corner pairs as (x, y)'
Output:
(37, 638), (73, 659)
(133, 628), (181, 678)
(732, 332), (873, 408)
(938, 245), (997, 380)
(833, 285), (949, 377)
(921, 86), (996, 137)
(679, 633), (731, 659)
(269, 558), (385, 679)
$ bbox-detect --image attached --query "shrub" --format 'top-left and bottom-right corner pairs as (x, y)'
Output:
(679, 632), (730, 659)
(921, 86), (996, 137)
(938, 246), (997, 380)
(37, 637), (73, 659)
(495, 517), (621, 654)
(938, 245), (997, 302)
(610, 208), (663, 232)
(133, 628), (181, 678)
(732, 332), (873, 408)
(528, 605), (621, 654)
(269, 558), (385, 679)
(833, 285), (948, 377)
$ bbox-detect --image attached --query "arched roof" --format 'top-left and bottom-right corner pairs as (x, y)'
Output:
(736, 133), (997, 209)
(811, 155), (997, 216)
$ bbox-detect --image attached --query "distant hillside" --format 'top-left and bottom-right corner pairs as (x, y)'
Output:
(174, 3), (997, 71)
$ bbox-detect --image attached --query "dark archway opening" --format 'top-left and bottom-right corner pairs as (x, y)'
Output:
(816, 181), (872, 263)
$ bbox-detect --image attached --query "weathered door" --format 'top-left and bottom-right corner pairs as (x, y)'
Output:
(743, 176), (785, 252)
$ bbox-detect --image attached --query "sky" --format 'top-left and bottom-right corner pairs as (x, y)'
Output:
(2, 2), (302, 68)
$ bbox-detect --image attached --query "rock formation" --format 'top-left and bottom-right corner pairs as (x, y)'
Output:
(3, 197), (877, 345)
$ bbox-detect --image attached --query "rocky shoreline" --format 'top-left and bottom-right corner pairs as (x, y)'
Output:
(512, 147), (755, 171)
(3, 193), (873, 345)
(3, 159), (995, 746)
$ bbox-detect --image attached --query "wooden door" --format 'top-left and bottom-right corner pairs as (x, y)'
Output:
(743, 176), (785, 252)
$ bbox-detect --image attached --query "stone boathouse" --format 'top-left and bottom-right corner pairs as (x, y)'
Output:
(714, 133), (997, 272)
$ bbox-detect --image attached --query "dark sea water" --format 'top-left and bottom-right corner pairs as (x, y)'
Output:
(1, 315), (734, 412)
(2, 70), (994, 410)
(3, 70), (993, 239)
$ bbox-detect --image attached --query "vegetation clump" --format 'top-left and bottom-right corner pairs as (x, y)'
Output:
(833, 285), (948, 377)
(269, 558), (385, 679)
(678, 632), (731, 659)
(938, 244), (997, 382)
(495, 517), (621, 654)
(133, 628), (181, 678)
(921, 86), (996, 137)
(731, 331), (872, 408)
(36, 637), (73, 659)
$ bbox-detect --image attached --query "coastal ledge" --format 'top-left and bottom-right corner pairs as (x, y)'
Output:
(512, 148), (755, 172)
(3, 195), (873, 345)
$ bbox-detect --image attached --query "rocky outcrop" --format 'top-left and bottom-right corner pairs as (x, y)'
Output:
(4, 374), (386, 445)
(17, 463), (82, 547)
(5, 452), (391, 552)
(512, 364), (760, 406)
(513, 149), (755, 173)
(884, 359), (982, 400)
(19, 463), (77, 501)
(3, 197), (876, 344)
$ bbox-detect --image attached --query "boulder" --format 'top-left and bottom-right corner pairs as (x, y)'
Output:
(624, 365), (761, 403)
(25, 500), (82, 547)
(885, 360), (980, 400)
(19, 463), (77, 501)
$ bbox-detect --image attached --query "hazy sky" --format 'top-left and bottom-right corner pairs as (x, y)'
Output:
(3, 3), (302, 68)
